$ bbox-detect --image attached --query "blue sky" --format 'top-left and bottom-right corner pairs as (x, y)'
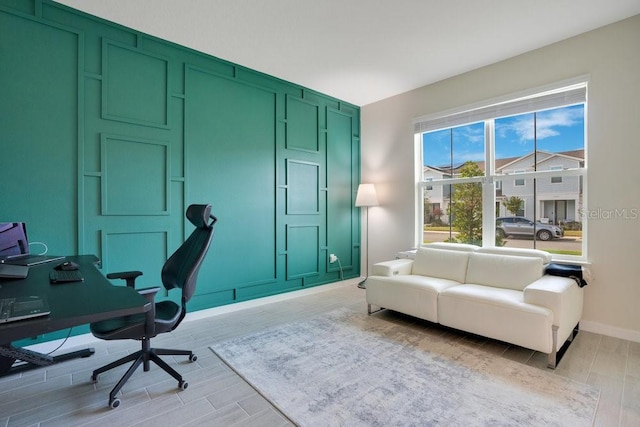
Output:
(423, 104), (585, 167)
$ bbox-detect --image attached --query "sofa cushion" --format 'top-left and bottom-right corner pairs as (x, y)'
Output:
(465, 252), (543, 291)
(424, 242), (479, 252)
(366, 275), (461, 323)
(475, 246), (552, 265)
(412, 248), (470, 283)
(438, 284), (554, 353)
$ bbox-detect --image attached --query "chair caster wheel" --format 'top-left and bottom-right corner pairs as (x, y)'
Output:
(179, 380), (188, 390)
(109, 398), (121, 409)
(91, 375), (98, 383)
(189, 354), (197, 362)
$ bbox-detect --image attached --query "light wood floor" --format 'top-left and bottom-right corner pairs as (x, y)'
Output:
(1, 280), (639, 426)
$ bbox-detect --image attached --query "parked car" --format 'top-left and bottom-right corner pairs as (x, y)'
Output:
(496, 216), (564, 241)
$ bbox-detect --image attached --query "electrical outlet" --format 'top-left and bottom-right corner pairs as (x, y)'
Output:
(329, 253), (338, 263)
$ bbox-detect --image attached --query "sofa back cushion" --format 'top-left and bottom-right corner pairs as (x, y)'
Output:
(424, 242), (479, 252)
(412, 248), (470, 283)
(475, 247), (552, 265)
(466, 252), (543, 291)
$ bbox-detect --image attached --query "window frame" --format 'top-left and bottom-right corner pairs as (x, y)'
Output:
(414, 78), (588, 262)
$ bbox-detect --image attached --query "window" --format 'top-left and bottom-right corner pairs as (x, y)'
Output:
(550, 165), (563, 183)
(416, 80), (587, 260)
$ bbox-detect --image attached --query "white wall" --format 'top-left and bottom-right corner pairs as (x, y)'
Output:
(361, 15), (640, 340)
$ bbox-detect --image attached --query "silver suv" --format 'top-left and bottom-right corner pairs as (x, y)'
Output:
(496, 216), (564, 241)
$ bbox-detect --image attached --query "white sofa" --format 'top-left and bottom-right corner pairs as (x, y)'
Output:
(365, 243), (583, 368)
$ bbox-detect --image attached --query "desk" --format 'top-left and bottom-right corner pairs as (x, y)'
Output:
(0, 255), (150, 375)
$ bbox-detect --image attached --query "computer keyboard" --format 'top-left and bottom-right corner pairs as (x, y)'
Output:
(0, 298), (15, 318)
(49, 269), (84, 283)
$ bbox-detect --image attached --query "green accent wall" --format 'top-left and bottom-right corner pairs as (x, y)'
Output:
(0, 0), (361, 344)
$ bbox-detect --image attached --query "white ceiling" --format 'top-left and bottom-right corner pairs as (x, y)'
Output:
(54, 0), (640, 106)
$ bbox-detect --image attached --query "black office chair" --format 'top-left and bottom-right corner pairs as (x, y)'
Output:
(90, 204), (217, 408)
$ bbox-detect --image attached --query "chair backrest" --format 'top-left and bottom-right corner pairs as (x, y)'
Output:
(161, 204), (216, 304)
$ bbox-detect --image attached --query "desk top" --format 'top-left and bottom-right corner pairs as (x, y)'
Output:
(0, 255), (150, 344)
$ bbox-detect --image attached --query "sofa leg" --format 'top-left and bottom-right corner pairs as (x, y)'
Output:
(569, 322), (579, 342)
(547, 322), (581, 369)
(367, 304), (384, 315)
(547, 325), (559, 369)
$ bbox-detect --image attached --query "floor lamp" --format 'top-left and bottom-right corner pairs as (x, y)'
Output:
(355, 183), (379, 289)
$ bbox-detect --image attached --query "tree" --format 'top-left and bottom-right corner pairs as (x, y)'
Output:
(448, 161), (483, 244)
(423, 192), (431, 224)
(503, 196), (523, 216)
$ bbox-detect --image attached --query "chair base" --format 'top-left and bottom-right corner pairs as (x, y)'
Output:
(92, 339), (196, 408)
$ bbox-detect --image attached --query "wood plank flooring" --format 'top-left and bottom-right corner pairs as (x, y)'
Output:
(1, 279), (639, 426)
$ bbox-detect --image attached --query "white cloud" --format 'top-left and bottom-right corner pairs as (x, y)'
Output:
(457, 125), (484, 144)
(497, 107), (582, 142)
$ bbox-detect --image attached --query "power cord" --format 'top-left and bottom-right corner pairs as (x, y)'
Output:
(336, 258), (343, 280)
(331, 256), (344, 280)
(29, 241), (49, 256)
(45, 328), (73, 355)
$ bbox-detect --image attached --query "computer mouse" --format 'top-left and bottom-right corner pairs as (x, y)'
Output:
(55, 261), (79, 271)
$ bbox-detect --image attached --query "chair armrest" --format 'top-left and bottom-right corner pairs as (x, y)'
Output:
(106, 271), (143, 288)
(371, 259), (414, 277)
(135, 286), (160, 337)
(524, 275), (584, 339)
(136, 286), (160, 302)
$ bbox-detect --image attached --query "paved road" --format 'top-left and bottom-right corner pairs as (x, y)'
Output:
(424, 231), (582, 253)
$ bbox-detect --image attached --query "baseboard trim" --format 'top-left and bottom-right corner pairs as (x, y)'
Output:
(183, 278), (359, 322)
(580, 320), (640, 343)
(25, 278), (360, 354)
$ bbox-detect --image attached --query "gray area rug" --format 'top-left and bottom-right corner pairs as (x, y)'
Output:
(210, 309), (599, 426)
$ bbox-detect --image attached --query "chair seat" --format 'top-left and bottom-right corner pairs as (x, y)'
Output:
(90, 300), (182, 340)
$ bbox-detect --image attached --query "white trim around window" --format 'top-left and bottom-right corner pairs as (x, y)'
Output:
(415, 76), (588, 261)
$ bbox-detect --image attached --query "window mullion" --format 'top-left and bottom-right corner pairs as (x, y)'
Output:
(483, 120), (496, 247)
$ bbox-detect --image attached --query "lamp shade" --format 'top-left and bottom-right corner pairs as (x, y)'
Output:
(355, 183), (379, 207)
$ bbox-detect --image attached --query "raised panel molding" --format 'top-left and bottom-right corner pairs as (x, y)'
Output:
(102, 40), (170, 128)
(326, 108), (356, 269)
(286, 224), (319, 280)
(100, 134), (170, 215)
(100, 229), (168, 281)
(285, 95), (320, 153)
(286, 159), (320, 215)
(185, 64), (278, 290)
(0, 9), (82, 256)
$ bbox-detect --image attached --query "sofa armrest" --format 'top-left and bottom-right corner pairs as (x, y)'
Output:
(371, 259), (414, 277)
(524, 275), (584, 342)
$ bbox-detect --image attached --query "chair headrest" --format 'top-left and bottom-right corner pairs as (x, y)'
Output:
(186, 204), (216, 229)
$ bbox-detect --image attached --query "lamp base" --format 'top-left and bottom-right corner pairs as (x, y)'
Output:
(357, 278), (367, 289)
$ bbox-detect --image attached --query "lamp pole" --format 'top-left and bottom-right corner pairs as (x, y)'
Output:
(355, 183), (378, 289)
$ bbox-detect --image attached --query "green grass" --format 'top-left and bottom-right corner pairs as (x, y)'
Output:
(542, 249), (582, 256)
(425, 226), (458, 232)
(421, 242), (582, 256)
(425, 225), (583, 239)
